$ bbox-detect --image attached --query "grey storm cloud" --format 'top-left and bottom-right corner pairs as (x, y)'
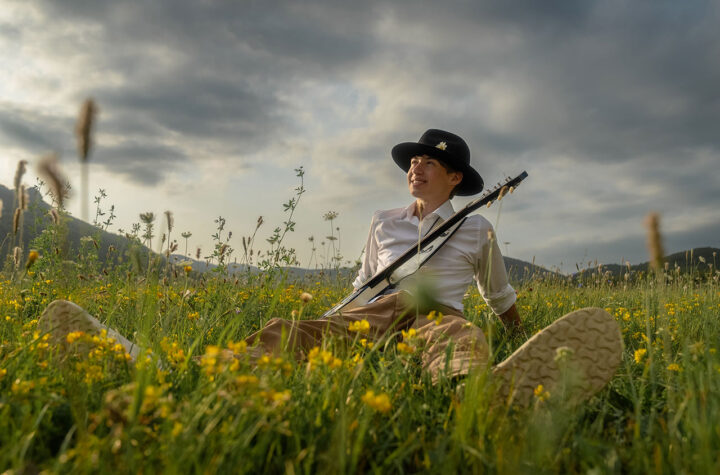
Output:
(22, 0), (720, 167)
(537, 218), (720, 270)
(3, 0), (719, 265)
(94, 141), (188, 186)
(96, 76), (287, 145)
(0, 107), (72, 154)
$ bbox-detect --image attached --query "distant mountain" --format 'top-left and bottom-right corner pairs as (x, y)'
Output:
(0, 184), (142, 266)
(586, 247), (720, 278)
(168, 253), (557, 285)
(1, 182), (570, 283)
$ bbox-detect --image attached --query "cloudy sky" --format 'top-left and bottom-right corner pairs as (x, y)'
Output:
(2, 0), (719, 272)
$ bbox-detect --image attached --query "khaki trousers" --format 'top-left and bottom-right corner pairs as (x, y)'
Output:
(244, 292), (490, 383)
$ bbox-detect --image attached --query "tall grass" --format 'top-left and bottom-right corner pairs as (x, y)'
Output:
(1, 242), (718, 473)
(2, 101), (718, 472)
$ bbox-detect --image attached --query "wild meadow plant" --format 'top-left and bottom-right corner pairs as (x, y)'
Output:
(2, 238), (719, 473)
(1, 101), (719, 473)
(2, 171), (719, 473)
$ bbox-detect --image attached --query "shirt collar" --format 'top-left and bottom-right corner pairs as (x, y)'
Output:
(404, 200), (455, 222)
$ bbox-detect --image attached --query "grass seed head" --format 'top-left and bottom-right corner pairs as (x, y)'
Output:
(37, 154), (67, 208)
(140, 212), (155, 224)
(19, 185), (28, 210)
(76, 98), (98, 162)
(13, 160), (27, 192)
(49, 208), (60, 225)
(644, 212), (664, 274)
(165, 210), (174, 233)
(13, 246), (21, 268)
(13, 208), (21, 234)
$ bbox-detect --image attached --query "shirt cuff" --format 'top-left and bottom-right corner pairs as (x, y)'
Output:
(483, 283), (517, 315)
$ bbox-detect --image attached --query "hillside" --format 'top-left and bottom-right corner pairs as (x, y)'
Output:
(0, 184), (140, 266)
(576, 247), (719, 278)
(2, 182), (588, 284)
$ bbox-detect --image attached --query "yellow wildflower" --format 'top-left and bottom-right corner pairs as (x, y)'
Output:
(359, 338), (374, 349)
(259, 389), (291, 405)
(227, 340), (247, 354)
(426, 310), (444, 325)
(666, 363), (681, 372)
(634, 348), (647, 364)
(534, 384), (550, 402)
(236, 374), (259, 386)
(12, 379), (35, 396)
(307, 346), (341, 370)
(397, 342), (415, 354)
(361, 390), (392, 414)
(26, 250), (39, 269)
(66, 331), (86, 344)
(348, 319), (370, 334)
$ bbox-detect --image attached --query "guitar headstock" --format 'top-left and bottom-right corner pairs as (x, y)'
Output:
(466, 171), (528, 210)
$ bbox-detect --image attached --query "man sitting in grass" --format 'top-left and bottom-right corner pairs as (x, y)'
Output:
(40, 129), (623, 406)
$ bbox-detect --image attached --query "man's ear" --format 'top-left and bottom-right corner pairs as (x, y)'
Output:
(452, 172), (463, 185)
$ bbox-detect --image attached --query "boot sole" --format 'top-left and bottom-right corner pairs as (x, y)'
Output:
(38, 299), (139, 361)
(492, 307), (623, 406)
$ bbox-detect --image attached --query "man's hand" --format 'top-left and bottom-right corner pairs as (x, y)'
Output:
(498, 303), (525, 336)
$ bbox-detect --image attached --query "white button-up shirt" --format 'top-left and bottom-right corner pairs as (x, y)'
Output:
(352, 200), (516, 314)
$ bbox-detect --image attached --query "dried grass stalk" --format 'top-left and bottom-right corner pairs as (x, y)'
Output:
(37, 154), (67, 208)
(49, 209), (60, 225)
(13, 160), (27, 193)
(13, 208), (21, 234)
(13, 246), (21, 268)
(645, 212), (665, 273)
(19, 185), (28, 210)
(76, 99), (98, 162)
(165, 210), (174, 233)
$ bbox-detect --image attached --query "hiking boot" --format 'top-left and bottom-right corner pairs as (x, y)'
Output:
(38, 299), (139, 362)
(492, 307), (623, 406)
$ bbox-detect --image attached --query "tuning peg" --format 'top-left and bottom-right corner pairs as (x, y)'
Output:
(498, 186), (509, 200)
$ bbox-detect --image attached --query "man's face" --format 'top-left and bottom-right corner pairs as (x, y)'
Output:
(407, 155), (462, 202)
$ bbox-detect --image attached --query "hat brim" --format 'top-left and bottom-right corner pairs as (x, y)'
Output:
(391, 142), (484, 196)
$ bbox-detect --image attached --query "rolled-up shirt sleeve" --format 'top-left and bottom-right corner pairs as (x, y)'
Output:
(352, 213), (379, 289)
(474, 223), (517, 315)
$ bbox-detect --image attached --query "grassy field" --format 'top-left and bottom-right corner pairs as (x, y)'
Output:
(1, 237), (719, 474)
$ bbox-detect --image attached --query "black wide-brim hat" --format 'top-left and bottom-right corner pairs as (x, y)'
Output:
(391, 129), (484, 196)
